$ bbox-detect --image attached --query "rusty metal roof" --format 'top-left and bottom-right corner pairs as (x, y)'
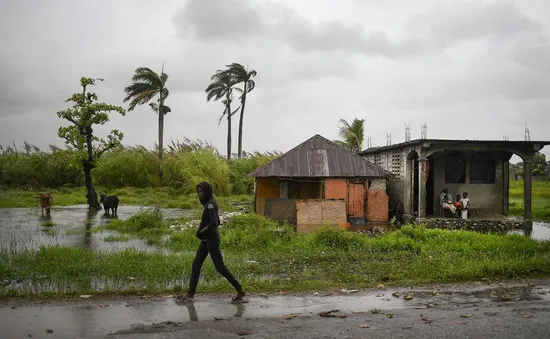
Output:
(248, 134), (390, 178)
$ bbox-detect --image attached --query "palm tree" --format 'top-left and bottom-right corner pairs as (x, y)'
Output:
(123, 65), (170, 179)
(335, 118), (365, 152)
(206, 70), (239, 160)
(226, 63), (257, 158)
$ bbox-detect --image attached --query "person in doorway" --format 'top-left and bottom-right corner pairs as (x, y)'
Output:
(460, 192), (470, 220)
(440, 188), (457, 215)
(177, 182), (246, 302)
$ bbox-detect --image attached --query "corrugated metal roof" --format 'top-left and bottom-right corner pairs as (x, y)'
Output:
(248, 134), (390, 178)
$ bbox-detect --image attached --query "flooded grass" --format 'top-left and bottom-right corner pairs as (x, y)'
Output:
(41, 220), (55, 227)
(1, 214), (550, 298)
(0, 187), (252, 212)
(103, 234), (130, 242)
(510, 180), (550, 221)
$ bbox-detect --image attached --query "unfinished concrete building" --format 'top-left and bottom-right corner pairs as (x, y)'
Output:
(249, 134), (390, 233)
(359, 139), (550, 226)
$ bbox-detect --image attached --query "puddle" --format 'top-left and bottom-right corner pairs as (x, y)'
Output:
(0, 284), (548, 338)
(505, 222), (550, 241)
(0, 206), (197, 253)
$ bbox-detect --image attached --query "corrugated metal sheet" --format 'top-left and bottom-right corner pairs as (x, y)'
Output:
(249, 134), (390, 178)
(347, 182), (366, 218)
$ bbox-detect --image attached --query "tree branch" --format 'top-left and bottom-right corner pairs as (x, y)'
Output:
(94, 143), (116, 159)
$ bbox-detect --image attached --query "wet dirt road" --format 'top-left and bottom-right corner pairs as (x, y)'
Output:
(1, 280), (549, 339)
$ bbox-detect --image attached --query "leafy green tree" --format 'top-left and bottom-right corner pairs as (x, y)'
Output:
(532, 152), (546, 176)
(335, 118), (365, 152)
(226, 63), (257, 159)
(206, 69), (239, 160)
(57, 77), (125, 211)
(123, 66), (170, 179)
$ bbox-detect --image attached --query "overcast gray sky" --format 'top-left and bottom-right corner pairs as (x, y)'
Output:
(1, 0), (549, 160)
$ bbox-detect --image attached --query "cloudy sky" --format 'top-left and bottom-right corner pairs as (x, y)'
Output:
(1, 0), (549, 159)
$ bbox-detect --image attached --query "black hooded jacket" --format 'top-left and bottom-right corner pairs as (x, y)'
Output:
(196, 182), (220, 242)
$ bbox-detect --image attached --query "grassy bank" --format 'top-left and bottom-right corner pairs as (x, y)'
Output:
(1, 213), (549, 298)
(0, 186), (252, 211)
(509, 180), (550, 221)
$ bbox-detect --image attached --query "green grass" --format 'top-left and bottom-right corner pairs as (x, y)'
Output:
(509, 180), (550, 221)
(0, 186), (252, 211)
(1, 214), (549, 298)
(41, 220), (55, 227)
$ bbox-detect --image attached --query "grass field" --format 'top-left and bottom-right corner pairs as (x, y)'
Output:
(509, 180), (550, 221)
(0, 186), (252, 211)
(1, 212), (549, 298)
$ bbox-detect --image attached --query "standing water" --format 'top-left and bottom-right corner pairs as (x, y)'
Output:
(0, 206), (197, 253)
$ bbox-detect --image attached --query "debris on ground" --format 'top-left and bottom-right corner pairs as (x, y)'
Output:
(313, 292), (319, 296)
(460, 314), (474, 318)
(392, 292), (401, 298)
(377, 284), (385, 288)
(422, 316), (434, 324)
(237, 330), (251, 335)
(319, 310), (347, 318)
(341, 289), (359, 293)
(45, 329), (54, 333)
(283, 314), (298, 320)
(79, 295), (92, 299)
(359, 324), (370, 328)
(404, 295), (413, 301)
(402, 325), (413, 329)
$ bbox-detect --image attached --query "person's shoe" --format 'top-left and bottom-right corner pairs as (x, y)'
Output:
(232, 290), (246, 301)
(176, 293), (195, 302)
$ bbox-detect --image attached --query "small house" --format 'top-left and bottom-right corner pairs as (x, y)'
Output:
(248, 134), (391, 233)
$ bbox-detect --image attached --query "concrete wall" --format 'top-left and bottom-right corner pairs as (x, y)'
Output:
(431, 152), (505, 216)
(296, 199), (347, 233)
(265, 198), (297, 225)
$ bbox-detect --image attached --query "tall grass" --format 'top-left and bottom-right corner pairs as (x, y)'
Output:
(509, 180), (550, 220)
(0, 139), (279, 195)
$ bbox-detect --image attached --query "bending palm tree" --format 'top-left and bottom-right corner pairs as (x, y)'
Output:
(335, 118), (365, 152)
(206, 70), (238, 160)
(123, 66), (170, 179)
(226, 63), (257, 158)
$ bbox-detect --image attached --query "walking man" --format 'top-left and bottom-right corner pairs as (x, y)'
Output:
(178, 181), (246, 302)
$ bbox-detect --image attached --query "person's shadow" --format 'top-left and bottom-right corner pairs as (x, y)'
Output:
(176, 299), (246, 321)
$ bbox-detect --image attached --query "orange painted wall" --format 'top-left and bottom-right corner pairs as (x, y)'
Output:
(255, 178), (280, 215)
(324, 179), (347, 199)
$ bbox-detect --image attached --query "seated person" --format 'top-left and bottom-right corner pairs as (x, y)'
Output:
(460, 192), (470, 219)
(454, 193), (463, 209)
(440, 188), (457, 214)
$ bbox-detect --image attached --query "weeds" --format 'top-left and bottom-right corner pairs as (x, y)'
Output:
(2, 215), (549, 298)
(103, 234), (131, 242)
(41, 221), (55, 227)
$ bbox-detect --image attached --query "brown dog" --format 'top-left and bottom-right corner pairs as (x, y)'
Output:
(39, 193), (53, 215)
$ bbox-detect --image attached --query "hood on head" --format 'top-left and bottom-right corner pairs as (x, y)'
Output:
(197, 181), (214, 205)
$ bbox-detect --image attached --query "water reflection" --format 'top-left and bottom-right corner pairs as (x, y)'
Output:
(0, 206), (197, 253)
(175, 299), (246, 321)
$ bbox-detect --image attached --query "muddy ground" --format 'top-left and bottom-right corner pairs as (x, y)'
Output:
(0, 279), (549, 338)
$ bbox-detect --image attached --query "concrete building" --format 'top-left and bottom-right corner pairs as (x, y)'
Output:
(359, 139), (550, 225)
(248, 134), (390, 233)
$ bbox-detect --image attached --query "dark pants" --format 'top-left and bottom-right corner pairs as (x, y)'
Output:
(188, 240), (242, 295)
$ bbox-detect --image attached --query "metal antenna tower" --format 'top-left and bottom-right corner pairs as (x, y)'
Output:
(420, 123), (428, 139)
(405, 123), (411, 142)
(524, 122), (531, 141)
(367, 137), (372, 149)
(386, 133), (392, 146)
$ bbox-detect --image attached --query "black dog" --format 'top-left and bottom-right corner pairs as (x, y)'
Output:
(100, 194), (119, 216)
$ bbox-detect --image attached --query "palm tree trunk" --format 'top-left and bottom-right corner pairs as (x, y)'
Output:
(158, 103), (164, 180)
(237, 82), (247, 159)
(226, 92), (232, 160)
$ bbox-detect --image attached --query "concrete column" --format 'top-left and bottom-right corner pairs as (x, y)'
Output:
(523, 160), (533, 222)
(503, 158), (509, 215)
(418, 158), (428, 218)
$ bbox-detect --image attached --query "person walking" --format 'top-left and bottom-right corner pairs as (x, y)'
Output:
(177, 181), (245, 302)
